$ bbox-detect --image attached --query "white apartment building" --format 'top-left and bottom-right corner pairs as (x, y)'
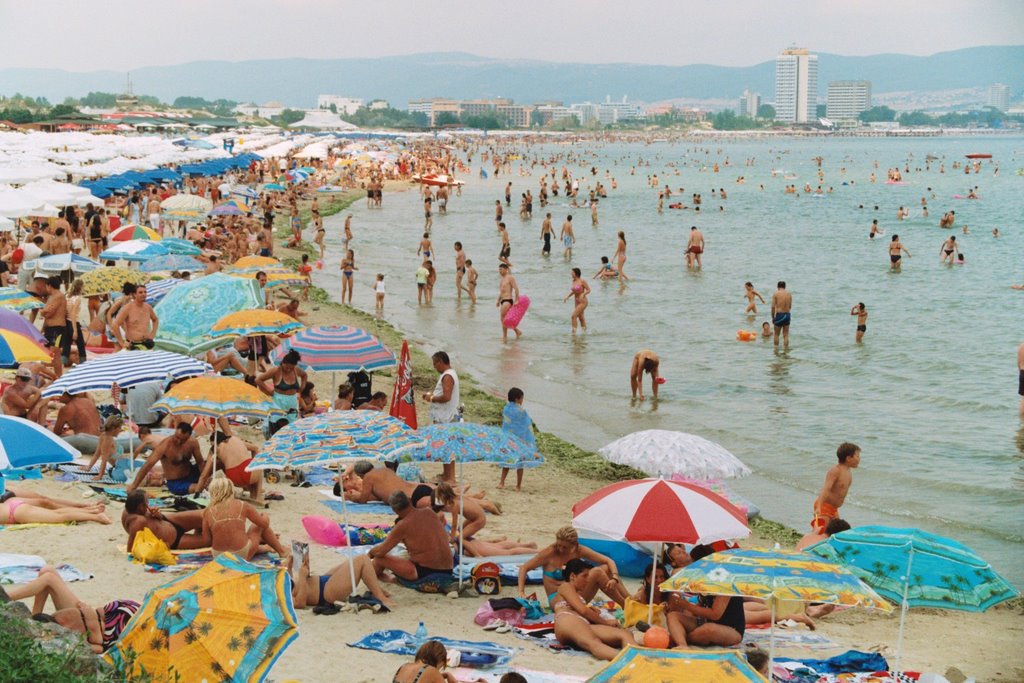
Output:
(826, 81), (871, 123)
(987, 83), (1010, 112)
(738, 90), (761, 118)
(775, 47), (818, 123)
(317, 95), (364, 115)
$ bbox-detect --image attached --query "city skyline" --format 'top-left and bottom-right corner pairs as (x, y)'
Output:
(0, 0), (1021, 72)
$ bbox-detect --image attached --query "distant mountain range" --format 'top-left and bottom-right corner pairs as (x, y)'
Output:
(1, 46), (1020, 110)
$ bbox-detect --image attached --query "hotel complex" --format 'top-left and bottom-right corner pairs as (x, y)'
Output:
(775, 47), (818, 123)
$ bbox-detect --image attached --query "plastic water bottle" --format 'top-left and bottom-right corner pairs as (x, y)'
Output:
(414, 621), (428, 643)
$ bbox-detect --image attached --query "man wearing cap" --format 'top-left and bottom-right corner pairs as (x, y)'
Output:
(2, 367), (48, 424)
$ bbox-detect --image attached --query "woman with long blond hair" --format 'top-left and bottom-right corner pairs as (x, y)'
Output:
(202, 476), (286, 560)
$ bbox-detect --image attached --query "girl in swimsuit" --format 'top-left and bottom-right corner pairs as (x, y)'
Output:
(562, 268), (591, 334)
(256, 349), (307, 425)
(202, 477), (286, 560)
(392, 640), (455, 683)
(340, 249), (357, 304)
(552, 559), (636, 661)
(288, 548), (394, 611)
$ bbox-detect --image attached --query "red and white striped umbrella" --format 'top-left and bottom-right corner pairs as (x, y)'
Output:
(572, 478), (750, 545)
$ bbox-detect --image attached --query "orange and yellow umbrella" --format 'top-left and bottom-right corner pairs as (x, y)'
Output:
(105, 553), (298, 683)
(588, 646), (767, 682)
(152, 376), (284, 420)
(210, 309), (303, 339)
(234, 255), (280, 269)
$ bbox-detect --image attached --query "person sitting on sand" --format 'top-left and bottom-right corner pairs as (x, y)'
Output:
(127, 422), (205, 496)
(2, 366), (49, 425)
(83, 415), (123, 481)
(368, 491), (454, 583)
(518, 526), (630, 608)
(197, 432), (266, 505)
(393, 641), (457, 683)
(552, 558), (637, 661)
(202, 476), (286, 560)
(121, 489), (208, 550)
(288, 548), (394, 612)
(0, 489), (110, 525)
(4, 567), (138, 653)
(666, 544), (746, 648)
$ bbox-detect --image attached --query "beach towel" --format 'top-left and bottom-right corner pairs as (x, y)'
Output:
(0, 521), (75, 531)
(397, 572), (458, 594)
(452, 668), (586, 683)
(0, 555), (93, 585)
(348, 629), (515, 668)
(55, 468), (122, 485)
(122, 547), (281, 574)
(776, 650), (889, 675)
(319, 495), (395, 516)
(511, 619), (589, 656)
(743, 625), (839, 651)
(456, 554), (543, 585)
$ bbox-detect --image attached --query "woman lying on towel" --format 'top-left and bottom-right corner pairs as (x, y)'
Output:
(4, 566), (138, 653)
(552, 558), (636, 661)
(288, 548), (394, 612)
(460, 536), (539, 558)
(0, 488), (111, 525)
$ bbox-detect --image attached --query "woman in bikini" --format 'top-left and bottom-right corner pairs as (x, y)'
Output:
(288, 548), (394, 612)
(392, 640), (455, 683)
(340, 249), (357, 304)
(612, 231), (629, 281)
(552, 559), (636, 661)
(517, 526), (629, 608)
(562, 268), (590, 334)
(256, 349), (307, 425)
(0, 490), (110, 525)
(202, 477), (286, 561)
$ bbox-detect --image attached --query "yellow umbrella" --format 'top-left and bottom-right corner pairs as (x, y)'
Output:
(80, 267), (149, 297)
(0, 329), (51, 365)
(587, 646), (767, 682)
(227, 266), (307, 289)
(152, 376), (283, 420)
(210, 309), (303, 338)
(234, 255), (280, 269)
(105, 553), (298, 683)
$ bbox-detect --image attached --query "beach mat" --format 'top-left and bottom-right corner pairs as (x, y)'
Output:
(743, 625), (839, 651)
(122, 547), (281, 574)
(0, 522), (75, 531)
(55, 468), (122, 485)
(348, 629), (514, 668)
(456, 554), (543, 585)
(318, 493), (395, 516)
(0, 562), (92, 585)
(452, 668), (586, 683)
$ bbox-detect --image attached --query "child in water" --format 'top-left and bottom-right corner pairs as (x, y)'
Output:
(374, 273), (386, 310)
(744, 282), (765, 315)
(593, 256), (617, 280)
(761, 322), (771, 338)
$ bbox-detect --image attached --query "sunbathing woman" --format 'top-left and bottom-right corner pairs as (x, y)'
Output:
(289, 548), (394, 611)
(552, 559), (636, 661)
(460, 536), (539, 558)
(202, 477), (286, 560)
(5, 567), (138, 653)
(0, 490), (110, 525)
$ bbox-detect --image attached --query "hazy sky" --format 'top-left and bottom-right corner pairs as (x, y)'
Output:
(1, 0), (1021, 71)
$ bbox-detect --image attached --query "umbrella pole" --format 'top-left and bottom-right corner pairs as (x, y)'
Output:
(126, 403), (136, 475)
(338, 462), (358, 595)
(769, 598), (776, 675)
(457, 458), (464, 590)
(647, 542), (660, 625)
(894, 546), (915, 673)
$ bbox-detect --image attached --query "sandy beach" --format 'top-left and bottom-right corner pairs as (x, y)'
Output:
(2, 180), (1020, 683)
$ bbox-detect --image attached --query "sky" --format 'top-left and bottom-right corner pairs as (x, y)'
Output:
(0, 0), (1021, 71)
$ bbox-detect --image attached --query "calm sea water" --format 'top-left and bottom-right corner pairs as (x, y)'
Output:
(312, 135), (1024, 587)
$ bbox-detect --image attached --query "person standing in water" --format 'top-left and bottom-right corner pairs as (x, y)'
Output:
(686, 226), (704, 268)
(743, 282), (765, 315)
(497, 263), (522, 341)
(563, 268), (590, 334)
(940, 235), (959, 265)
(889, 234), (911, 271)
(560, 215), (575, 260)
(340, 249), (357, 304)
(850, 303), (867, 343)
(629, 350), (660, 401)
(454, 242), (468, 301)
(540, 213), (554, 256)
(612, 231), (629, 281)
(771, 281), (792, 348)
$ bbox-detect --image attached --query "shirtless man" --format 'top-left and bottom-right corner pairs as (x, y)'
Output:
(686, 226), (705, 268)
(40, 276), (69, 366)
(940, 235), (959, 265)
(52, 392), (101, 454)
(771, 281), (792, 348)
(342, 461), (436, 509)
(112, 285), (158, 350)
(464, 260), (478, 304)
(850, 303), (867, 343)
(629, 349), (660, 400)
(497, 222), (512, 267)
(497, 263), (521, 341)
(197, 432), (264, 505)
(368, 491), (454, 582)
(49, 227), (71, 255)
(811, 443), (860, 534)
(2, 367), (48, 424)
(128, 422), (205, 496)
(1018, 342), (1024, 415)
(518, 526), (629, 607)
(540, 213), (554, 256)
(453, 242), (468, 300)
(122, 490), (209, 551)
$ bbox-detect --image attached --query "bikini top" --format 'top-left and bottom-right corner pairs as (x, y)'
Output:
(393, 664), (428, 683)
(275, 372), (301, 392)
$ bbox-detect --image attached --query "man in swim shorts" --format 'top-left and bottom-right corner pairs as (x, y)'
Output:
(1018, 342), (1024, 415)
(686, 226), (705, 268)
(127, 423), (205, 496)
(812, 443), (860, 533)
(368, 491), (453, 582)
(198, 432), (264, 504)
(771, 281), (793, 348)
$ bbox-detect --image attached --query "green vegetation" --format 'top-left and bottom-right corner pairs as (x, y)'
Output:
(858, 106), (897, 123)
(710, 109), (769, 131)
(341, 106), (428, 129)
(272, 109), (306, 126)
(172, 96), (238, 116)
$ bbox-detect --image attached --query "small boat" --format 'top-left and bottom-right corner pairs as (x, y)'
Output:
(413, 173), (465, 187)
(965, 153), (992, 159)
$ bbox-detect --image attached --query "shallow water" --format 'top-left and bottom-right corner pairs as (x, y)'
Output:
(312, 135), (1024, 587)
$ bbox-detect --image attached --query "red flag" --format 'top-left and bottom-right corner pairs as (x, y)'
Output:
(389, 339), (417, 429)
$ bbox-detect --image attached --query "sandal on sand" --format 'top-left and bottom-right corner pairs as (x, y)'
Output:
(265, 492), (284, 501)
(312, 604), (341, 616)
(482, 619), (505, 631)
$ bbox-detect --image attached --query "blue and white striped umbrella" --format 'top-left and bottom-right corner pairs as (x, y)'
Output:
(142, 278), (183, 304)
(0, 415), (80, 469)
(139, 255), (205, 274)
(24, 253), (101, 274)
(99, 239), (169, 262)
(41, 350), (211, 398)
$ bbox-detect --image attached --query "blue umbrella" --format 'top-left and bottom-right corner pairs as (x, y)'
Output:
(123, 277), (183, 304)
(0, 415), (80, 469)
(99, 239), (169, 262)
(159, 237), (202, 256)
(263, 183), (286, 192)
(140, 255), (205, 273)
(153, 273), (264, 354)
(25, 253), (101, 274)
(396, 423), (544, 469)
(808, 525), (1020, 670)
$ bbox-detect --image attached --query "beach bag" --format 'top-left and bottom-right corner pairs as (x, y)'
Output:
(131, 527), (176, 566)
(623, 598), (665, 629)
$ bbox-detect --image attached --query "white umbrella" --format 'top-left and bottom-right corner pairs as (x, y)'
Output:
(598, 430), (751, 480)
(0, 216), (14, 232)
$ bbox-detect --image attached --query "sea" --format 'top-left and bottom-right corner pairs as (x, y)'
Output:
(311, 134), (1024, 588)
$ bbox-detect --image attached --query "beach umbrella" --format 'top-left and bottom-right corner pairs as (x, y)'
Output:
(159, 237), (202, 256)
(209, 309), (303, 339)
(139, 254), (205, 274)
(99, 239), (169, 262)
(233, 255), (279, 269)
(153, 273), (264, 355)
(0, 287), (43, 312)
(284, 169), (309, 183)
(226, 265), (307, 289)
(210, 199), (248, 216)
(108, 223), (162, 242)
(574, 478), (750, 623)
(79, 267), (149, 297)
(152, 376), (283, 421)
(0, 329), (51, 367)
(0, 415), (80, 470)
(105, 553), (298, 683)
(269, 325), (395, 372)
(263, 183), (286, 192)
(0, 309), (46, 345)
(228, 185), (259, 201)
(0, 216), (15, 232)
(587, 646), (767, 683)
(661, 548), (892, 669)
(807, 525), (1019, 670)
(25, 253), (101, 275)
(41, 350), (212, 398)
(598, 430), (751, 480)
(135, 277), (183, 304)
(160, 194), (212, 223)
